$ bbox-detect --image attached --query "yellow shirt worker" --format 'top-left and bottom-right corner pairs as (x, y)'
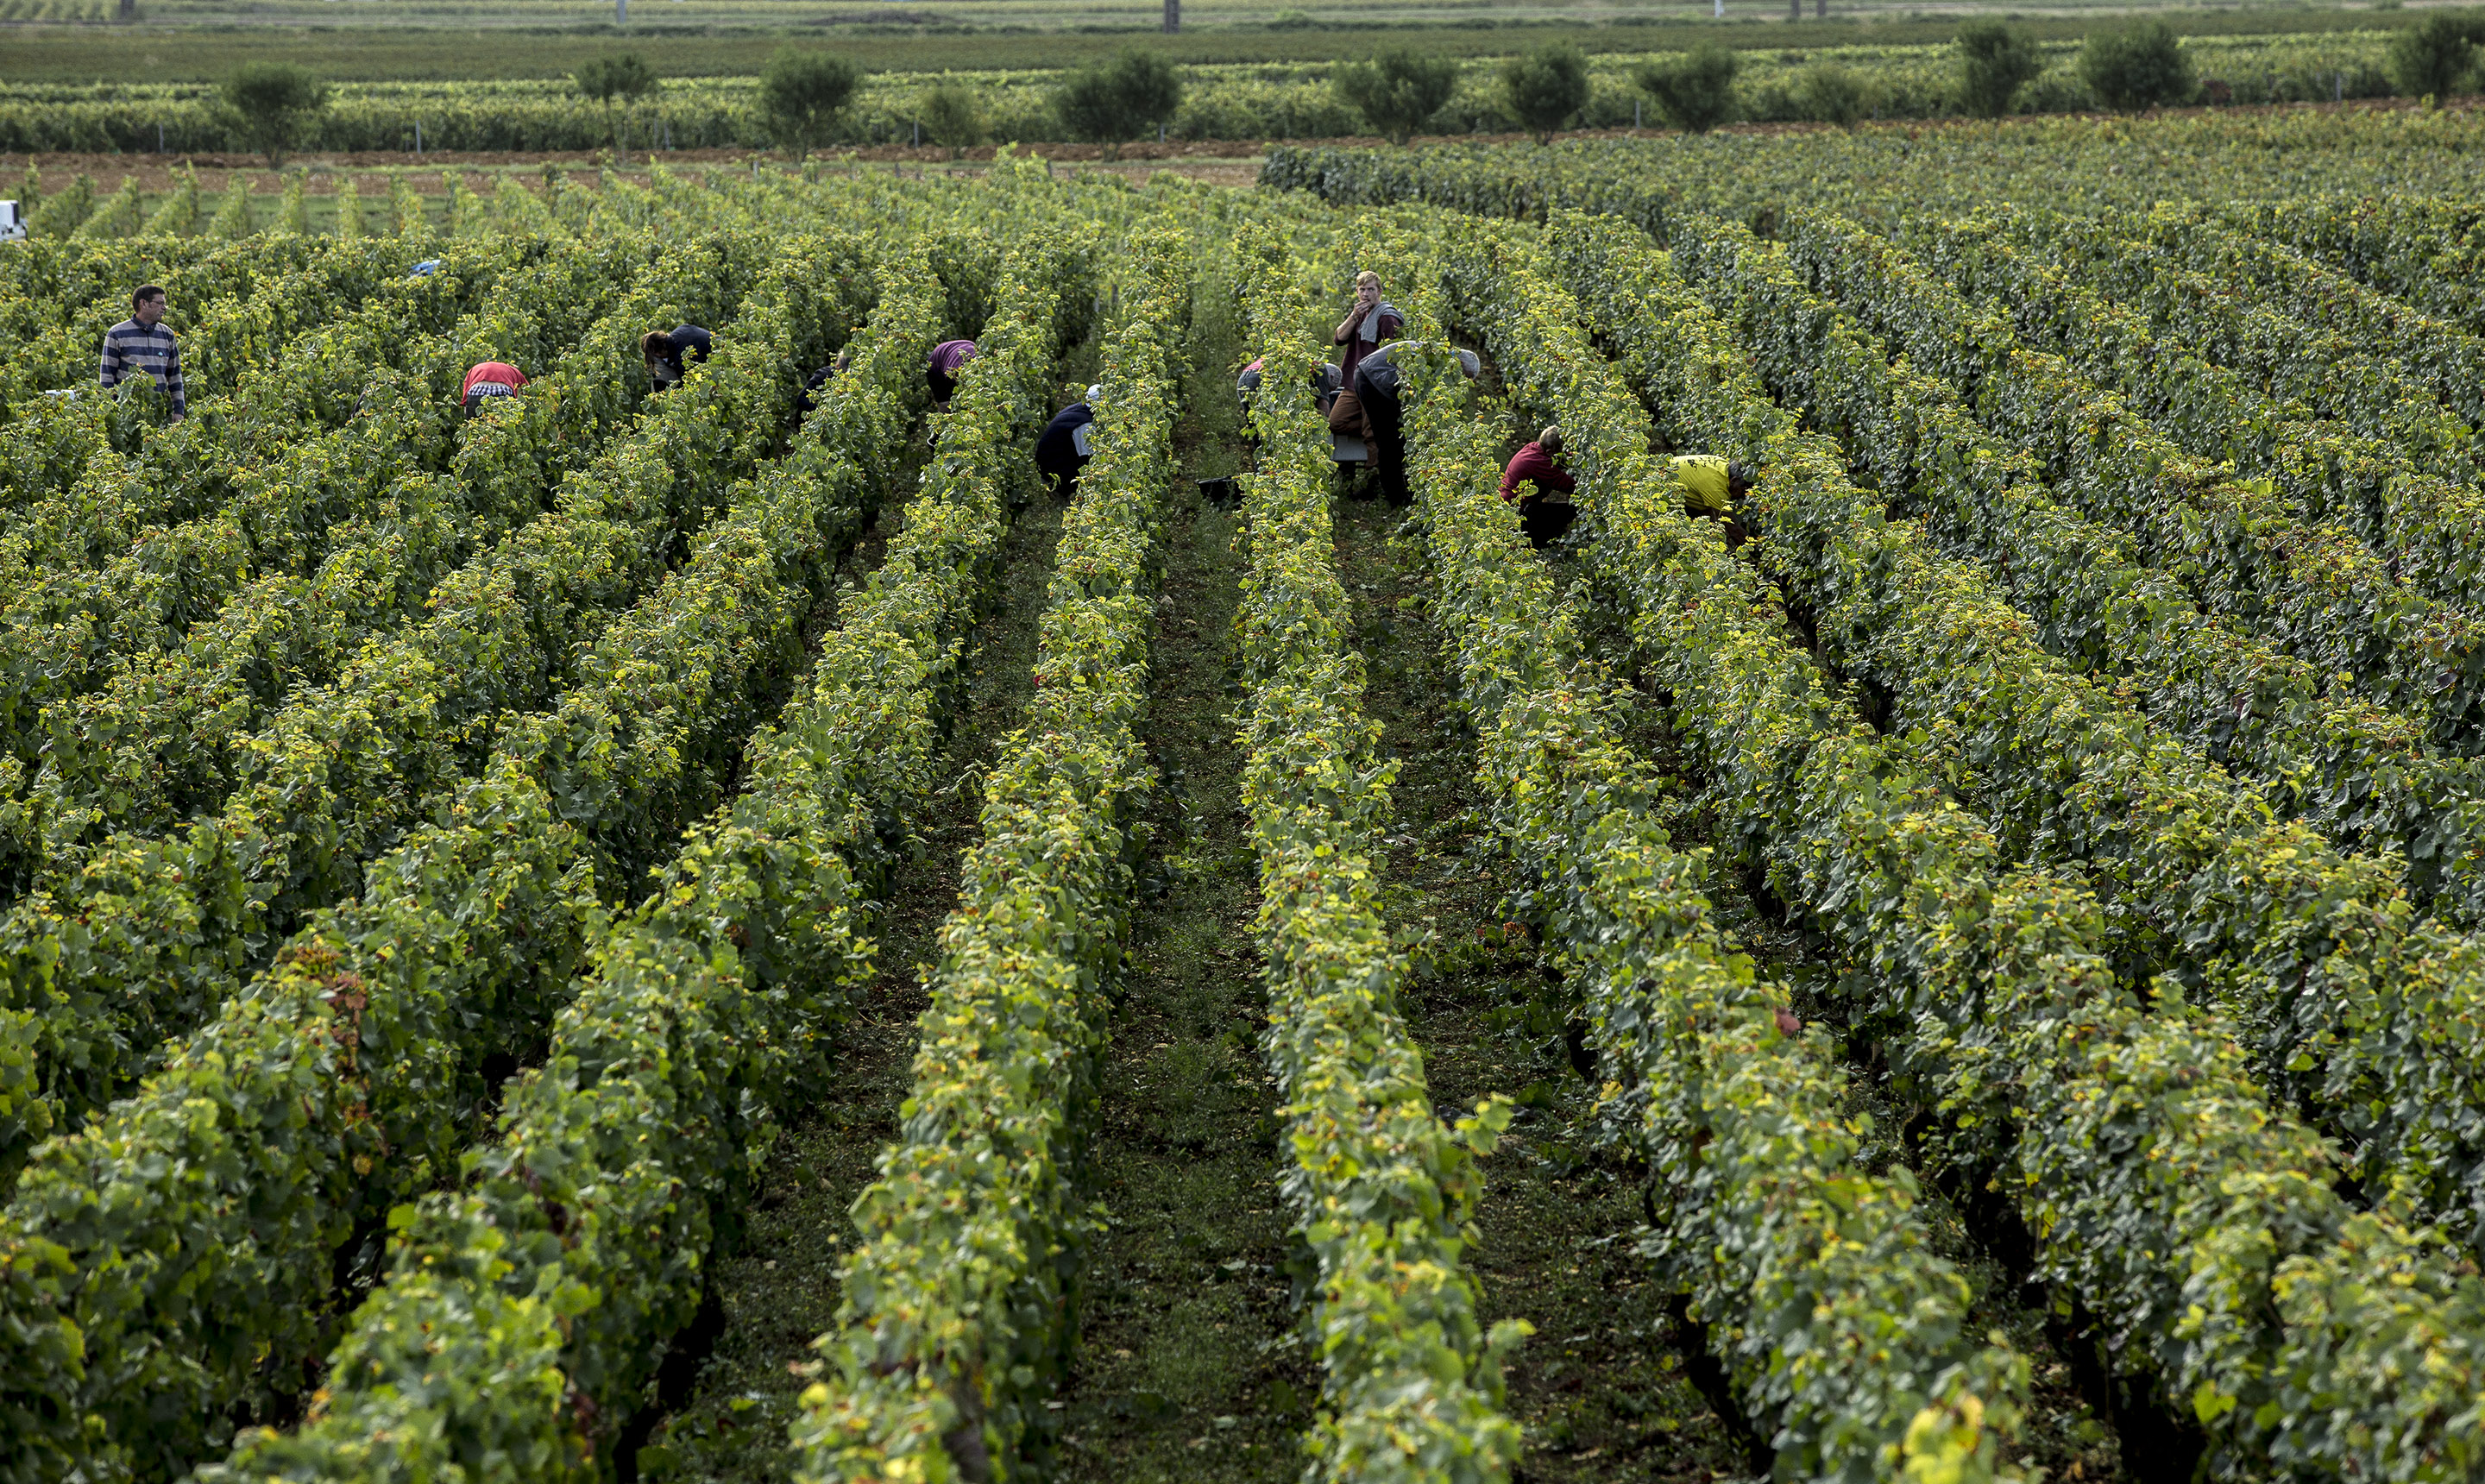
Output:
(1671, 454), (1748, 515)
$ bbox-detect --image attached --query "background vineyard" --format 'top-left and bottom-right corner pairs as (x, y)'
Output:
(6, 100), (2485, 1484)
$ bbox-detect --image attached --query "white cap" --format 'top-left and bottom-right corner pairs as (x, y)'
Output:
(1085, 384), (1104, 402)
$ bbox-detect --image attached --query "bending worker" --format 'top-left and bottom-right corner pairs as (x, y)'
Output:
(642, 324), (713, 391)
(796, 349), (852, 422)
(1343, 341), (1479, 506)
(928, 337), (978, 411)
(461, 360), (526, 417)
(1672, 454), (1751, 531)
(1500, 425), (1576, 548)
(1035, 384), (1102, 500)
(1326, 271), (1402, 438)
(99, 283), (184, 419)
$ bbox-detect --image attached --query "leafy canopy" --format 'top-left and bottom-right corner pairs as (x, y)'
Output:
(2388, 14), (2485, 101)
(2079, 20), (2194, 112)
(573, 51), (658, 104)
(1795, 60), (1870, 128)
(917, 85), (986, 159)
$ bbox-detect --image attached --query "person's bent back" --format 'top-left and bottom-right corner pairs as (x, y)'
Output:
(928, 338), (978, 409)
(1501, 425), (1577, 548)
(461, 361), (527, 417)
(641, 325), (714, 390)
(1035, 386), (1100, 500)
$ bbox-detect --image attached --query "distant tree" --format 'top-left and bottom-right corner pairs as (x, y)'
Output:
(1502, 42), (1590, 144)
(222, 61), (330, 167)
(917, 85), (985, 160)
(1795, 61), (1871, 128)
(1957, 20), (2042, 117)
(575, 52), (659, 149)
(1054, 47), (1183, 158)
(1633, 43), (1739, 134)
(1332, 47), (1458, 145)
(2079, 20), (2194, 113)
(762, 48), (861, 156)
(2388, 14), (2485, 102)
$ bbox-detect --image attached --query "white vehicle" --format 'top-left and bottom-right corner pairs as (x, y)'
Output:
(0, 200), (23, 243)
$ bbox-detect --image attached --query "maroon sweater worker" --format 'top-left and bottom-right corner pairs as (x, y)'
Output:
(1500, 426), (1577, 548)
(1325, 271), (1404, 437)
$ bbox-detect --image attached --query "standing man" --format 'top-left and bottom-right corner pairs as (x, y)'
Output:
(100, 284), (184, 418)
(1326, 271), (1402, 438)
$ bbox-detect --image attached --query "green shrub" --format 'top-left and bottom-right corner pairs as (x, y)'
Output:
(1333, 47), (1456, 145)
(1054, 46), (1182, 157)
(1633, 43), (1739, 134)
(574, 51), (657, 148)
(1501, 41), (1589, 143)
(1957, 20), (2042, 116)
(2079, 20), (2194, 112)
(916, 84), (984, 158)
(761, 48), (860, 156)
(2387, 14), (2485, 100)
(1794, 61), (1871, 127)
(221, 61), (328, 167)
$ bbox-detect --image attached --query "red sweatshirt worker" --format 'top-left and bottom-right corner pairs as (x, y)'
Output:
(1500, 426), (1577, 548)
(461, 362), (527, 416)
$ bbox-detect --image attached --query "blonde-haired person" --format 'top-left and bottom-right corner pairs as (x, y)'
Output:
(1326, 270), (1403, 437)
(1500, 424), (1577, 548)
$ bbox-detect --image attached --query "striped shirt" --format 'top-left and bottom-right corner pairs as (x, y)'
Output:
(99, 318), (184, 415)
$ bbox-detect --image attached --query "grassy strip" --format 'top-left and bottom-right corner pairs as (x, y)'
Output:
(788, 223), (1183, 1484)
(1381, 228), (2037, 1484)
(0, 238), (942, 1484)
(645, 450), (1070, 1484)
(1046, 261), (1314, 1483)
(1325, 484), (1765, 1481)
(1448, 217), (2485, 1483)
(192, 231), (1076, 1483)
(1230, 230), (1525, 1484)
